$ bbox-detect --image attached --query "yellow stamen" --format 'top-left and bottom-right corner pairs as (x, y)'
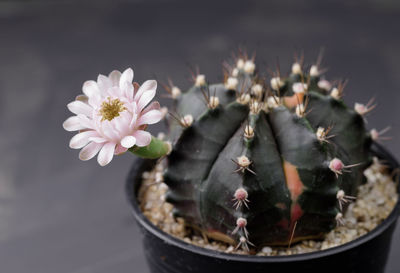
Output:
(99, 97), (126, 121)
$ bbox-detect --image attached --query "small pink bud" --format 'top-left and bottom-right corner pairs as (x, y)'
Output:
(234, 188), (248, 201)
(236, 217), (247, 227)
(330, 158), (344, 172)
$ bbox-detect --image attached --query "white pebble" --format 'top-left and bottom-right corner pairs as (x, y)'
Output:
(262, 246), (273, 254)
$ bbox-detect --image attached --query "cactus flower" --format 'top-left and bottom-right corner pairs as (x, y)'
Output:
(63, 68), (164, 166)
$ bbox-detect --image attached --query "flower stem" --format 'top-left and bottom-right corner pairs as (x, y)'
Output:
(129, 136), (170, 159)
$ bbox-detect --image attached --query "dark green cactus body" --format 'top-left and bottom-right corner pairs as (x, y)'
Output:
(305, 91), (372, 195)
(164, 59), (372, 248)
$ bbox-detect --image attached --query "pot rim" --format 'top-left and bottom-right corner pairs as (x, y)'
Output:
(126, 142), (400, 263)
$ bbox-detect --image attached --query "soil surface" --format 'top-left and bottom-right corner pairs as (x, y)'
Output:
(140, 157), (398, 255)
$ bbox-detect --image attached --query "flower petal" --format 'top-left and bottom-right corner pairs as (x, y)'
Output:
(69, 131), (98, 149)
(79, 142), (103, 161)
(134, 80), (157, 102)
(63, 116), (85, 131)
(88, 93), (102, 108)
(113, 113), (130, 135)
(107, 86), (123, 98)
(97, 74), (112, 93)
(142, 101), (160, 114)
(67, 100), (93, 117)
(97, 142), (116, 166)
(76, 95), (88, 103)
(101, 120), (121, 141)
(137, 109), (162, 126)
(77, 114), (94, 129)
(133, 130), (151, 147)
(122, 82), (134, 100)
(82, 80), (100, 97)
(137, 88), (156, 111)
(119, 68), (134, 90)
(121, 135), (136, 148)
(115, 144), (128, 155)
(124, 100), (137, 114)
(129, 112), (138, 128)
(109, 70), (121, 86)
(89, 136), (108, 143)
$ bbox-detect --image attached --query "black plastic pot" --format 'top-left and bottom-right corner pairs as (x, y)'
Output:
(126, 142), (400, 273)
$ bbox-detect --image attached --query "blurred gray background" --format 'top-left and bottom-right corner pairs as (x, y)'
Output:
(1, 0), (400, 272)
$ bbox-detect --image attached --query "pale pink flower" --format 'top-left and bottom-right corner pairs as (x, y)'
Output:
(63, 68), (163, 166)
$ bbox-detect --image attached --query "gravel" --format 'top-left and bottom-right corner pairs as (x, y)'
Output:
(139, 157), (398, 256)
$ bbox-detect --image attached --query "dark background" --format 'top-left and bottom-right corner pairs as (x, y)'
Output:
(1, 0), (400, 272)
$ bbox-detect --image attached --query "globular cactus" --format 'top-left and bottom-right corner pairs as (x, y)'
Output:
(162, 52), (376, 250)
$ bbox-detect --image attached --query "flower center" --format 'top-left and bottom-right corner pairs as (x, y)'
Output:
(99, 97), (126, 121)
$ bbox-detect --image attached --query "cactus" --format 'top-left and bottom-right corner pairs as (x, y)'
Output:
(162, 53), (374, 249)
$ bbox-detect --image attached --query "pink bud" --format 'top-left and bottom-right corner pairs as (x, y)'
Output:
(236, 217), (247, 227)
(330, 158), (344, 172)
(234, 188), (248, 201)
